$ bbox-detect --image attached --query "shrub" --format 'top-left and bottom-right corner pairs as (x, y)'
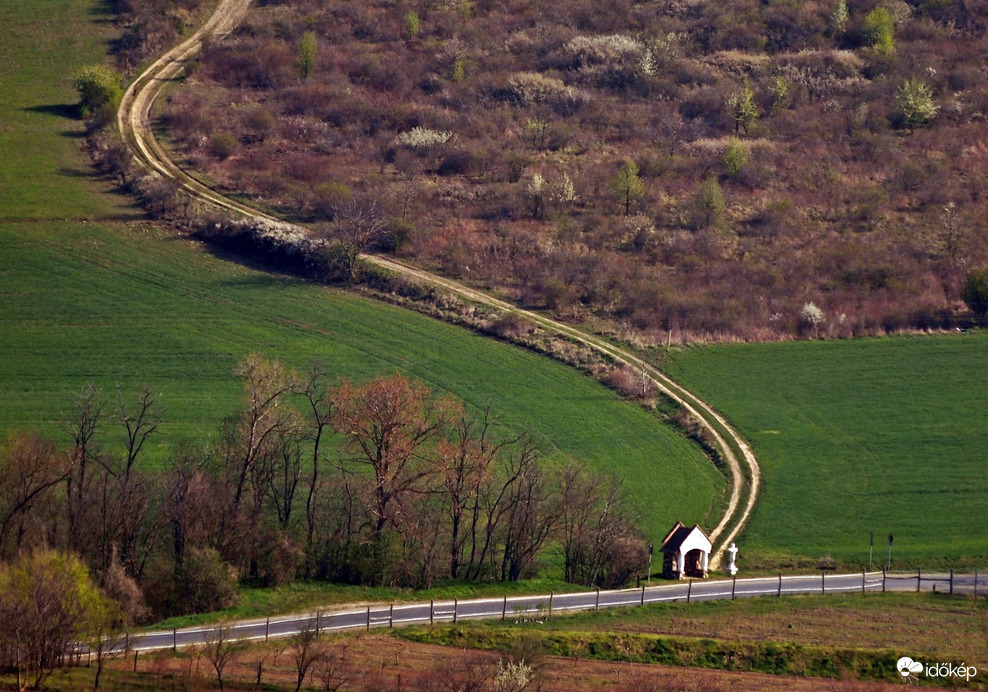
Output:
(562, 34), (642, 68)
(893, 79), (938, 130)
(862, 7), (895, 56)
(691, 177), (727, 232)
(505, 72), (590, 112)
(208, 132), (239, 160)
(181, 547), (240, 614)
(437, 149), (477, 176)
(404, 11), (420, 39)
(799, 301), (826, 333)
(727, 79), (758, 135)
(723, 137), (749, 178)
(961, 268), (988, 322)
(486, 314), (538, 339)
(72, 64), (123, 117)
(394, 127), (454, 149)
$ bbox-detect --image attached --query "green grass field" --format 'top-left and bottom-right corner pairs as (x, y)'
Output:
(665, 335), (988, 568)
(0, 0), (721, 542)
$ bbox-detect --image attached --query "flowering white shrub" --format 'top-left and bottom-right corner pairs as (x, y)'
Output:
(507, 72), (589, 108)
(554, 173), (576, 205)
(800, 301), (826, 328)
(492, 659), (532, 692)
(528, 172), (545, 196)
(394, 127), (454, 149)
(563, 34), (642, 66)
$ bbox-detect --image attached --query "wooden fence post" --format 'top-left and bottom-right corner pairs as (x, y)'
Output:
(862, 571), (866, 594)
(975, 571), (979, 597)
(950, 569), (954, 595)
(265, 617), (269, 642)
(917, 567), (921, 593)
(453, 598), (457, 624)
(640, 584), (645, 606)
(778, 572), (782, 597)
(133, 651), (138, 672)
(389, 604), (394, 629)
(732, 574), (737, 600)
(430, 600), (434, 625)
(502, 595), (507, 620)
(882, 568), (886, 593)
(595, 588), (599, 612)
(366, 606), (371, 631)
(315, 610), (321, 635)
(687, 580), (692, 604)
(549, 591), (554, 616)
(821, 571), (825, 595)
(173, 627), (177, 652)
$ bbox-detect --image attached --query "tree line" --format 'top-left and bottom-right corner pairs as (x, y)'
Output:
(0, 356), (647, 628)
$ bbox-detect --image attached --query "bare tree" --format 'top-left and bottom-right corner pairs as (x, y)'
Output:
(466, 438), (538, 582)
(0, 433), (68, 558)
(118, 386), (161, 477)
(324, 195), (388, 281)
(290, 619), (326, 692)
(203, 621), (241, 691)
(331, 374), (459, 537)
(64, 384), (105, 549)
(224, 353), (299, 511)
(268, 426), (303, 531)
(558, 465), (646, 587)
(244, 650), (270, 689)
(300, 364), (333, 578)
(163, 444), (214, 570)
(499, 444), (560, 581)
(438, 409), (514, 580)
(314, 639), (350, 691)
(416, 651), (492, 692)
(90, 387), (162, 578)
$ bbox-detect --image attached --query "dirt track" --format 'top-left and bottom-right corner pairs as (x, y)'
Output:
(115, 0), (760, 568)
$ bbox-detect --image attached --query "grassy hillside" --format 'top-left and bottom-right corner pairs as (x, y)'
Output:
(158, 0), (988, 341)
(0, 0), (721, 541)
(665, 333), (988, 567)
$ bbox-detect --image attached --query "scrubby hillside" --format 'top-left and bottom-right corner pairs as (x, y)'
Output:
(158, 0), (988, 342)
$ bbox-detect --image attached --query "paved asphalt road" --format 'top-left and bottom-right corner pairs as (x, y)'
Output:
(112, 570), (982, 654)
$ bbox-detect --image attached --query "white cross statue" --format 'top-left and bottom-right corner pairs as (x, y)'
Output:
(727, 542), (739, 576)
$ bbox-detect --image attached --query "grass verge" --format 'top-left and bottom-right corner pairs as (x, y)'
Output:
(399, 592), (987, 687)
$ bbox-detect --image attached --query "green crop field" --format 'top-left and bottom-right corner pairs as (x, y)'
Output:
(0, 0), (722, 542)
(665, 335), (988, 568)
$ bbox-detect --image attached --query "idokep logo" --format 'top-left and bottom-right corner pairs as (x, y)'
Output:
(897, 656), (978, 683)
(897, 657), (923, 679)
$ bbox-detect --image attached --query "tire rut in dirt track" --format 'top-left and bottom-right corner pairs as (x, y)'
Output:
(116, 0), (760, 569)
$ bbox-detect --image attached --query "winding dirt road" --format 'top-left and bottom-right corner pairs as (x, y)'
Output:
(116, 0), (759, 568)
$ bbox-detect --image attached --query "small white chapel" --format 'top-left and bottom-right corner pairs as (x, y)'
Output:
(659, 521), (712, 579)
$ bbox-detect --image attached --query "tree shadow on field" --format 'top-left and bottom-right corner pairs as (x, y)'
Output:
(193, 239), (312, 286)
(24, 103), (80, 120)
(22, 104), (86, 138)
(88, 0), (115, 24)
(58, 166), (97, 179)
(215, 274), (291, 289)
